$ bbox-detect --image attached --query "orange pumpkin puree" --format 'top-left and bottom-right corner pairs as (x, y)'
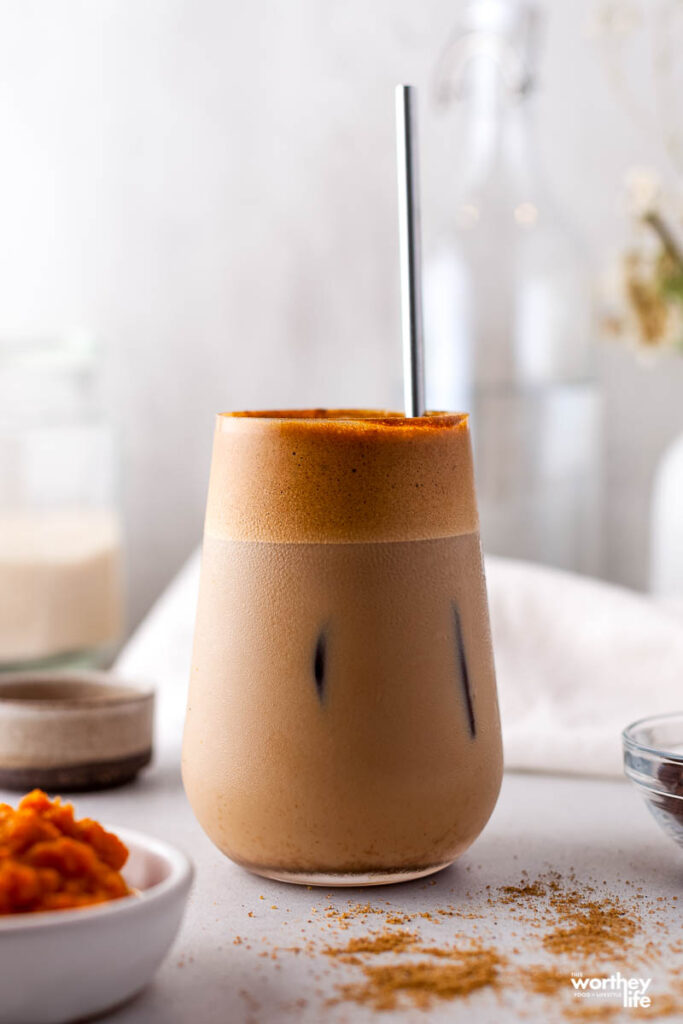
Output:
(0, 789), (130, 914)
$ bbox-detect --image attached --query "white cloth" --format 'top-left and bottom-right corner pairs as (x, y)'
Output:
(488, 557), (683, 776)
(117, 550), (683, 778)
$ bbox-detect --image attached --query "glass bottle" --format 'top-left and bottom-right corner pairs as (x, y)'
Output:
(0, 333), (125, 668)
(425, 0), (601, 573)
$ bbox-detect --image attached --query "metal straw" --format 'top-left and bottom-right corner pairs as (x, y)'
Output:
(395, 84), (426, 418)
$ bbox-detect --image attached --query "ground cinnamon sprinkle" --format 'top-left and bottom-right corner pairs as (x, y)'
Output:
(333, 945), (502, 1011)
(543, 897), (637, 957)
(318, 874), (649, 1011)
(499, 881), (547, 902)
(492, 873), (642, 960)
(523, 965), (570, 995)
(238, 871), (683, 1017)
(323, 929), (417, 956)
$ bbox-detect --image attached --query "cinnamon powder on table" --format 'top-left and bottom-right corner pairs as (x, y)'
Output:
(323, 929), (417, 958)
(333, 944), (503, 1012)
(236, 871), (683, 1018)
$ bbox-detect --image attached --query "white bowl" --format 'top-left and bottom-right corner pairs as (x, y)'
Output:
(0, 827), (193, 1024)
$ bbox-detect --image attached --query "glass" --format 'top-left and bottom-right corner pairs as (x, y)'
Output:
(424, 0), (601, 574)
(183, 409), (502, 886)
(623, 713), (683, 854)
(0, 334), (124, 669)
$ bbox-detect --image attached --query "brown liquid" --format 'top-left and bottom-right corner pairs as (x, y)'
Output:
(182, 530), (502, 883)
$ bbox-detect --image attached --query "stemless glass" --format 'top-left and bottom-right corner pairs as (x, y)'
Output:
(182, 410), (502, 886)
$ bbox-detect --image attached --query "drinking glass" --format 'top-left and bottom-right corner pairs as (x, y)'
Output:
(183, 410), (502, 885)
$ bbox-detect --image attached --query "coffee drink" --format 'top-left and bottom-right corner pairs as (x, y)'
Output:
(183, 410), (502, 884)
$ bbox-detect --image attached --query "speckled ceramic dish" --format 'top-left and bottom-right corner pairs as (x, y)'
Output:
(0, 670), (154, 791)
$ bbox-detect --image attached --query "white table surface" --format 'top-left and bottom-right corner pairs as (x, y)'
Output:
(6, 752), (683, 1024)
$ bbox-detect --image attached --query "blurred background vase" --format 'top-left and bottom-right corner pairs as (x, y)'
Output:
(425, 0), (601, 575)
(594, 167), (683, 601)
(623, 199), (683, 601)
(0, 334), (124, 669)
(651, 431), (683, 599)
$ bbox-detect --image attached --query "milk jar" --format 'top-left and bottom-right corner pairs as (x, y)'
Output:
(0, 334), (124, 668)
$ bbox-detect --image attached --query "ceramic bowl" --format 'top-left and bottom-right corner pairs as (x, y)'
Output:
(623, 711), (683, 852)
(0, 670), (154, 790)
(0, 827), (193, 1024)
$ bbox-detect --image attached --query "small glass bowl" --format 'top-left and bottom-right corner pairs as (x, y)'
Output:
(623, 712), (683, 851)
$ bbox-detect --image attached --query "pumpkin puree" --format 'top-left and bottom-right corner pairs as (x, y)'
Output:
(0, 789), (130, 914)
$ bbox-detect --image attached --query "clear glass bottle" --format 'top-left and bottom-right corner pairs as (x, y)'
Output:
(425, 0), (601, 573)
(0, 333), (125, 668)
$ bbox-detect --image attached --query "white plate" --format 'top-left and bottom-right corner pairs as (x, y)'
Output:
(0, 826), (193, 1024)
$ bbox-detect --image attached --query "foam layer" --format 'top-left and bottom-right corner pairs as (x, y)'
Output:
(204, 409), (479, 544)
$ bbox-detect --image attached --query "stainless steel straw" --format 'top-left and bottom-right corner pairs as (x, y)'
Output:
(395, 84), (426, 418)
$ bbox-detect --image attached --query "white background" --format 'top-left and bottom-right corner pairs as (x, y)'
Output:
(1, 0), (682, 627)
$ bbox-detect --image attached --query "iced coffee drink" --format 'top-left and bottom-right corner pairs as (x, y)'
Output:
(183, 410), (502, 885)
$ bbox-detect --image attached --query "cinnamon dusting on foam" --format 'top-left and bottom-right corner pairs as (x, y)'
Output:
(206, 409), (479, 544)
(222, 409), (468, 430)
